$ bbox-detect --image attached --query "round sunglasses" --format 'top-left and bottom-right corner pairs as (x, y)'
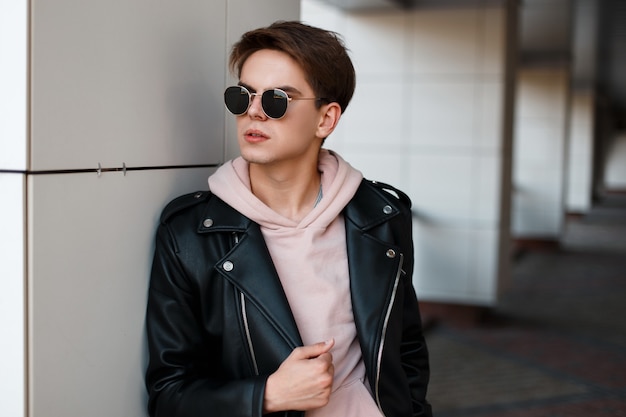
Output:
(224, 85), (322, 119)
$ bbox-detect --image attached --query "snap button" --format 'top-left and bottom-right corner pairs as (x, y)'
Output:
(383, 205), (393, 215)
(222, 261), (234, 271)
(203, 218), (214, 228)
(386, 249), (396, 258)
(194, 192), (203, 199)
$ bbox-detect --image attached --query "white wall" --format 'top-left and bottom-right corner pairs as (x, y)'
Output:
(1, 1), (299, 416)
(0, 174), (26, 417)
(512, 68), (569, 238)
(0, 0), (28, 171)
(566, 90), (595, 213)
(302, 0), (514, 305)
(0, 1), (28, 416)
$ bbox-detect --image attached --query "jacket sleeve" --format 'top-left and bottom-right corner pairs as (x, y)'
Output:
(145, 221), (267, 417)
(397, 199), (433, 417)
(400, 273), (433, 417)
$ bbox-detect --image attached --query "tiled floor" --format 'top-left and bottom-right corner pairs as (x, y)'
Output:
(424, 194), (626, 416)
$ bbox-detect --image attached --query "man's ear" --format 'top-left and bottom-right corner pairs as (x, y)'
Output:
(316, 102), (342, 139)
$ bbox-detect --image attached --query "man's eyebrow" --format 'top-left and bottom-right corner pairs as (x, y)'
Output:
(276, 85), (304, 95)
(238, 81), (255, 92)
(237, 82), (304, 96)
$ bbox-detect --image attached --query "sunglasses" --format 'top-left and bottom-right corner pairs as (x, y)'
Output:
(224, 85), (322, 119)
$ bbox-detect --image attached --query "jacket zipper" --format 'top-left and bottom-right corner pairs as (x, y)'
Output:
(241, 294), (290, 417)
(240, 292), (259, 376)
(374, 253), (403, 416)
(234, 230), (260, 375)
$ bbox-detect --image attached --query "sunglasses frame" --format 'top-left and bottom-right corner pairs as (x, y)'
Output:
(224, 85), (322, 119)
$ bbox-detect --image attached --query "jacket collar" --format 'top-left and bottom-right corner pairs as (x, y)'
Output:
(198, 179), (402, 233)
(197, 193), (251, 233)
(343, 180), (401, 231)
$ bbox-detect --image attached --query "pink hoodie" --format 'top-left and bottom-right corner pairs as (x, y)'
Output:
(208, 149), (383, 417)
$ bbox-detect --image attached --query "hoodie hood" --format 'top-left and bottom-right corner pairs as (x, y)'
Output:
(208, 149), (363, 230)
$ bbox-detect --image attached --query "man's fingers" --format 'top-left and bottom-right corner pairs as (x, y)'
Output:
(292, 338), (335, 360)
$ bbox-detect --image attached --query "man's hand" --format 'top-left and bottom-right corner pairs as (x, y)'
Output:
(263, 339), (335, 413)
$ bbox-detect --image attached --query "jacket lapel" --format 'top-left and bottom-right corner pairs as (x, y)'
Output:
(217, 223), (303, 349)
(199, 195), (303, 349)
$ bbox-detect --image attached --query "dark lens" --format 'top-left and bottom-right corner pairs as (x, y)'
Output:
(224, 86), (250, 115)
(261, 89), (289, 119)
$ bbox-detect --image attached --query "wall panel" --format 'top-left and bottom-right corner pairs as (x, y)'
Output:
(566, 90), (594, 212)
(0, 0), (28, 170)
(0, 174), (26, 417)
(512, 68), (569, 237)
(30, 0), (227, 170)
(28, 168), (212, 417)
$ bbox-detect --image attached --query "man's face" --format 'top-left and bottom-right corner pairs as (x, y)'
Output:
(235, 49), (330, 168)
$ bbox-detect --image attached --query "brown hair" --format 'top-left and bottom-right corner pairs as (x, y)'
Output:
(228, 21), (356, 114)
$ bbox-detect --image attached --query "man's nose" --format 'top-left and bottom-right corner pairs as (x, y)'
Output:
(247, 93), (266, 119)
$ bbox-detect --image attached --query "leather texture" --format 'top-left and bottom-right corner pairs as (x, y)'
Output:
(145, 179), (432, 417)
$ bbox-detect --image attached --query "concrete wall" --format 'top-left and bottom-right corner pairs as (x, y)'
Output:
(0, 1), (298, 416)
(302, 0), (515, 305)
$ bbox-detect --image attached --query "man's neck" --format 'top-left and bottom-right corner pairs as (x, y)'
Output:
(249, 163), (322, 222)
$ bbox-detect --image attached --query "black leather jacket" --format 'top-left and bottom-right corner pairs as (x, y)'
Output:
(145, 179), (432, 417)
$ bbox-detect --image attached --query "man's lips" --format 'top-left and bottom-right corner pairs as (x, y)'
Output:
(244, 129), (269, 143)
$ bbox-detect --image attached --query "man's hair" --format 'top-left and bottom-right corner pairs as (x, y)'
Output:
(229, 21), (356, 114)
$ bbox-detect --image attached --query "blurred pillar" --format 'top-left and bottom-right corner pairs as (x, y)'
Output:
(302, 0), (518, 311)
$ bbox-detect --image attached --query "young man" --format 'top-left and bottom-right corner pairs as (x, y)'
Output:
(145, 21), (432, 417)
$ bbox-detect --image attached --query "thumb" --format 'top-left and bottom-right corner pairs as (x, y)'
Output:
(294, 338), (335, 359)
